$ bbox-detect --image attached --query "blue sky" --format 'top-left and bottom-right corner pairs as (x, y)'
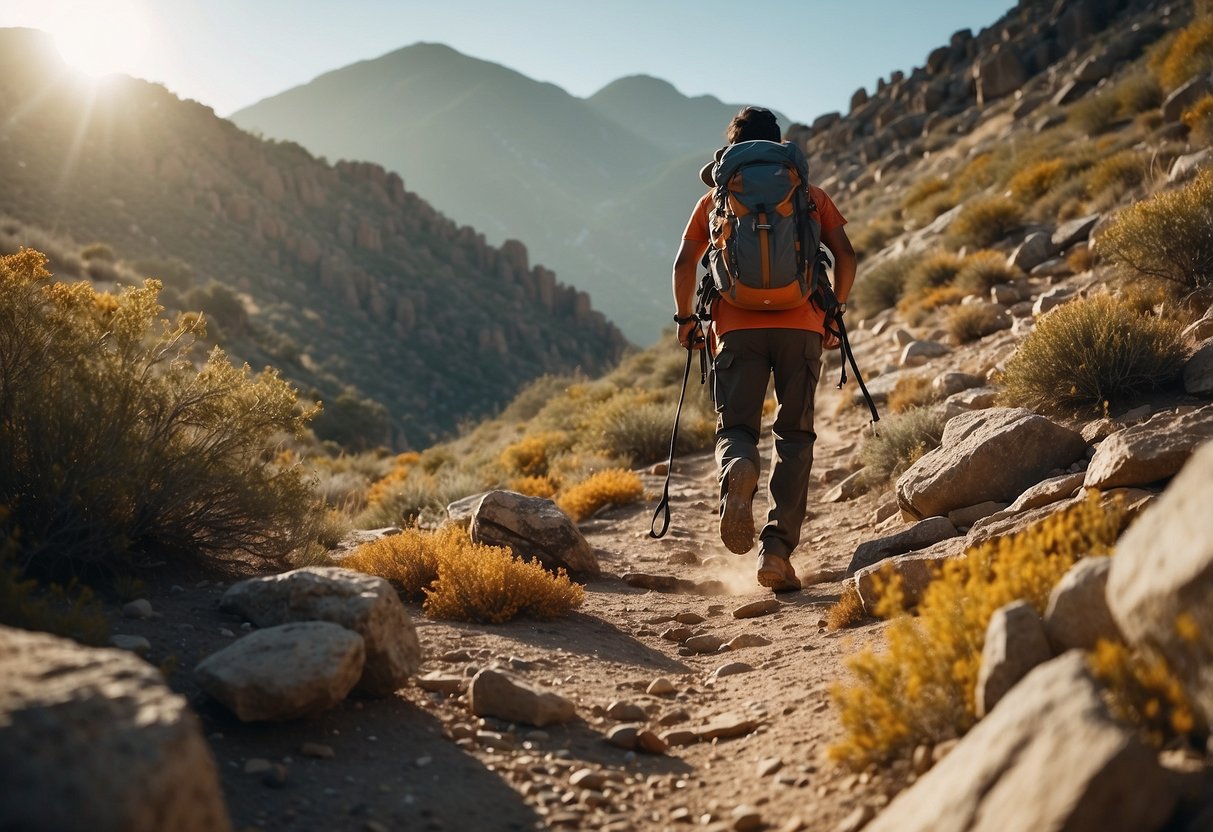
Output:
(2, 0), (1013, 123)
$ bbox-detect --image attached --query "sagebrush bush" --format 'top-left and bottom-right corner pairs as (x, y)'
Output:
(1068, 93), (1121, 135)
(1115, 72), (1164, 114)
(556, 469), (644, 522)
(1099, 169), (1213, 290)
(1182, 95), (1213, 147)
(903, 251), (965, 299)
(1154, 17), (1213, 91)
(853, 256), (913, 314)
(1085, 151), (1147, 199)
(345, 525), (584, 623)
(1008, 158), (1067, 201)
(507, 475), (557, 499)
(953, 250), (1022, 294)
(829, 495), (1126, 770)
(851, 215), (902, 259)
(858, 407), (945, 487)
(886, 376), (938, 414)
(358, 468), (486, 528)
(949, 196), (1023, 248)
(999, 293), (1186, 417)
(0, 250), (318, 576)
(500, 432), (570, 476)
(947, 303), (1009, 344)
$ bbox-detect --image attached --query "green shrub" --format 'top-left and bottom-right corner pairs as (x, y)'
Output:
(954, 250), (1022, 294)
(0, 249), (319, 577)
(1099, 168), (1213, 290)
(1068, 93), (1121, 135)
(1154, 18), (1213, 91)
(1115, 73), (1164, 114)
(999, 293), (1186, 417)
(949, 196), (1024, 248)
(858, 407), (946, 487)
(1008, 158), (1067, 201)
(854, 256), (914, 314)
(947, 303), (1009, 344)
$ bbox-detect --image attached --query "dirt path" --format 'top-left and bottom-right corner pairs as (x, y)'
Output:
(124, 378), (892, 832)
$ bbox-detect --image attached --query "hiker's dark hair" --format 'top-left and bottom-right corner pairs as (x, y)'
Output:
(726, 107), (781, 144)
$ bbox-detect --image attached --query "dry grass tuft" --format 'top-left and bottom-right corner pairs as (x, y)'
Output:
(947, 303), (1009, 344)
(828, 494), (1126, 770)
(858, 407), (945, 487)
(557, 469), (644, 522)
(1008, 158), (1067, 201)
(1183, 95), (1213, 148)
(887, 376), (937, 414)
(826, 583), (868, 631)
(1154, 17), (1213, 91)
(949, 196), (1023, 248)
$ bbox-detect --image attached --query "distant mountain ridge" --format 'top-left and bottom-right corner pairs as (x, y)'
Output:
(231, 45), (784, 342)
(0, 29), (626, 449)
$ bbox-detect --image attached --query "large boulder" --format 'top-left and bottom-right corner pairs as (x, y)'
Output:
(1108, 441), (1213, 724)
(846, 516), (959, 575)
(1084, 406), (1213, 490)
(975, 600), (1053, 718)
(1007, 231), (1054, 272)
(1045, 557), (1121, 652)
(195, 622), (365, 721)
(220, 566), (421, 696)
(975, 45), (1026, 105)
(1184, 342), (1213, 397)
(896, 408), (1087, 520)
(470, 490), (601, 577)
(865, 652), (1179, 832)
(0, 626), (230, 832)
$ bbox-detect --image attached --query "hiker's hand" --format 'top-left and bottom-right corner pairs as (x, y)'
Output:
(677, 321), (704, 350)
(823, 329), (841, 350)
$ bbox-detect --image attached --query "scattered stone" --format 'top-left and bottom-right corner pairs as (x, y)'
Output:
(647, 678), (677, 696)
(1044, 557), (1120, 652)
(731, 598), (780, 619)
(726, 633), (772, 650)
(624, 573), (726, 595)
(1003, 472), (1086, 514)
(846, 516), (958, 575)
(661, 729), (699, 747)
(823, 470), (867, 503)
(975, 601), (1053, 718)
(697, 713), (760, 741)
(713, 662), (754, 679)
(835, 805), (876, 832)
(122, 599), (154, 620)
(299, 742), (335, 759)
(0, 626), (230, 832)
(896, 408), (1086, 520)
(1170, 148), (1212, 183)
(667, 549), (700, 565)
(931, 372), (984, 398)
(1051, 214), (1100, 250)
(606, 701), (647, 722)
(660, 626), (695, 643)
(195, 622), (364, 722)
(673, 612), (706, 625)
(1162, 74), (1213, 123)
(1007, 231), (1053, 272)
(865, 653), (1178, 832)
(1084, 406), (1213, 489)
(606, 724), (641, 750)
(219, 567), (421, 697)
(416, 671), (465, 695)
(470, 490), (600, 577)
(637, 729), (668, 754)
(469, 668), (576, 727)
(243, 758), (272, 775)
(1032, 286), (1074, 316)
(109, 634), (152, 655)
(853, 538), (967, 615)
(965, 494), (1084, 547)
(446, 491), (489, 525)
(1108, 441), (1213, 724)
(900, 340), (951, 367)
(756, 757), (783, 777)
(731, 805), (764, 832)
(683, 634), (725, 655)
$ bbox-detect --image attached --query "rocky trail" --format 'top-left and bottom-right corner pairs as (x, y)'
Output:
(95, 375), (892, 832)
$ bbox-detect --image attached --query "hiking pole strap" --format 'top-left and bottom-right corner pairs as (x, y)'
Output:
(836, 317), (880, 426)
(649, 345), (694, 539)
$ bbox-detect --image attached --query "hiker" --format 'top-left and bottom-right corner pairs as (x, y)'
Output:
(671, 106), (856, 592)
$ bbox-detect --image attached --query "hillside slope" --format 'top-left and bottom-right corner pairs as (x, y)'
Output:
(231, 47), (775, 342)
(0, 29), (627, 449)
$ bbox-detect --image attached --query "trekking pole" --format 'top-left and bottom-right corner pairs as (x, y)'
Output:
(830, 312), (880, 430)
(649, 326), (705, 539)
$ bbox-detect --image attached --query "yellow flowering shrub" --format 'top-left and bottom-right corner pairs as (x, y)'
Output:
(507, 475), (558, 499)
(1088, 640), (1200, 745)
(829, 494), (1126, 770)
(556, 469), (644, 522)
(500, 431), (570, 477)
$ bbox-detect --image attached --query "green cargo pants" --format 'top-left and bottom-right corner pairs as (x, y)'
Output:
(712, 328), (822, 559)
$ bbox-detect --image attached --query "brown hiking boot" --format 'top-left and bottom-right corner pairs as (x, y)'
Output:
(719, 459), (758, 554)
(756, 553), (801, 593)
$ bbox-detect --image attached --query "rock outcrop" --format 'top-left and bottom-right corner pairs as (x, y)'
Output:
(469, 490), (601, 577)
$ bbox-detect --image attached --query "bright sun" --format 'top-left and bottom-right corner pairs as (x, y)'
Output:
(51, 1), (150, 79)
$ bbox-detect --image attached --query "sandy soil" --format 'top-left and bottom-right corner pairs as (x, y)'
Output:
(110, 376), (898, 832)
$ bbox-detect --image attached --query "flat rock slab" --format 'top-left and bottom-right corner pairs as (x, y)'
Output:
(0, 626), (231, 832)
(1108, 441), (1213, 724)
(1004, 471), (1086, 514)
(470, 490), (600, 577)
(220, 566), (420, 697)
(965, 494), (1084, 548)
(732, 599), (781, 619)
(696, 713), (760, 741)
(195, 622), (365, 722)
(1085, 406), (1213, 490)
(866, 652), (1178, 832)
(469, 668), (576, 727)
(847, 516), (958, 575)
(854, 537), (967, 615)
(897, 408), (1086, 520)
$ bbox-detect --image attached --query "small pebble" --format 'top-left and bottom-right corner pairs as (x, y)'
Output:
(300, 743), (335, 759)
(122, 599), (154, 619)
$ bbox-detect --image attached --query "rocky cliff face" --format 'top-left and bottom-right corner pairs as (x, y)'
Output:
(0, 29), (627, 448)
